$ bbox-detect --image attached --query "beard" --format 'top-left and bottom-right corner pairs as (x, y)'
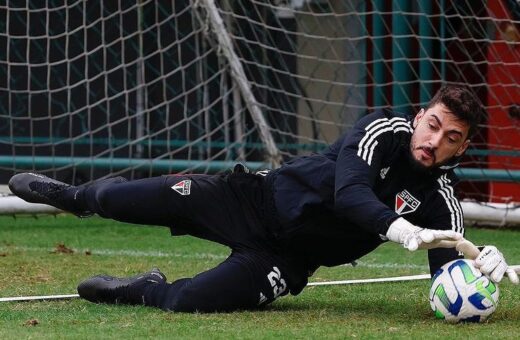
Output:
(407, 149), (433, 173)
(407, 144), (458, 173)
(408, 138), (435, 173)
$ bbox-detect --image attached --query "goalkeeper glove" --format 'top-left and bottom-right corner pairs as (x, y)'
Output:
(385, 217), (463, 251)
(475, 245), (519, 284)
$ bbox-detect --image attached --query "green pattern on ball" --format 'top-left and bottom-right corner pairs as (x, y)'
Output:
(475, 280), (497, 307)
(460, 261), (479, 284)
(433, 283), (451, 311)
(434, 309), (445, 319)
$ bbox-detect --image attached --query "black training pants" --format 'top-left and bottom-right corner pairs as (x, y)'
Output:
(79, 173), (292, 312)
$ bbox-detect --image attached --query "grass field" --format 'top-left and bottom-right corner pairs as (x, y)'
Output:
(1, 214), (519, 339)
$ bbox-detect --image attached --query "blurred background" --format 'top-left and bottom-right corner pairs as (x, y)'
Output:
(0, 0), (519, 207)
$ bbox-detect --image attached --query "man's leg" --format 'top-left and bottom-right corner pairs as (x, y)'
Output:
(78, 176), (176, 226)
(79, 172), (273, 248)
(9, 173), (184, 227)
(9, 173), (270, 248)
(78, 250), (291, 313)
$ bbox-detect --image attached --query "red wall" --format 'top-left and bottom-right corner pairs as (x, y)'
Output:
(486, 1), (520, 202)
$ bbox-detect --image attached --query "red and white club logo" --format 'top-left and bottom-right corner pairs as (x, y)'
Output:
(395, 190), (421, 215)
(171, 180), (191, 196)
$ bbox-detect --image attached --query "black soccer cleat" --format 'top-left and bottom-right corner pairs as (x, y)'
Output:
(8, 172), (92, 217)
(77, 268), (167, 305)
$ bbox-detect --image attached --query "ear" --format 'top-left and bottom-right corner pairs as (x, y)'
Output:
(413, 108), (425, 129)
(455, 139), (470, 157)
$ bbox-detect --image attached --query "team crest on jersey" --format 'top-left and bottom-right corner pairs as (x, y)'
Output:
(395, 190), (421, 215)
(171, 180), (191, 196)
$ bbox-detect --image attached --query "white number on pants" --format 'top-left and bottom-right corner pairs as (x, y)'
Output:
(267, 266), (287, 298)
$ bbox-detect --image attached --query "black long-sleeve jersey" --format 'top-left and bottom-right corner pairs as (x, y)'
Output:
(266, 109), (463, 282)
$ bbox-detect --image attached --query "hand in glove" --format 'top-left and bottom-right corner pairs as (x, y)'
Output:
(475, 245), (519, 284)
(385, 217), (463, 251)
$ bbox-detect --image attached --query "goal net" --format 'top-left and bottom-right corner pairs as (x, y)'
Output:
(1, 0), (520, 214)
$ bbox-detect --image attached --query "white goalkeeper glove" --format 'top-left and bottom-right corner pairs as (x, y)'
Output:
(474, 246), (519, 284)
(385, 217), (463, 251)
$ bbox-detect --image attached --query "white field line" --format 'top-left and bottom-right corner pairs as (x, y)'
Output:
(2, 246), (518, 303)
(5, 268), (520, 303)
(1, 274), (432, 303)
(0, 294), (80, 302)
(1, 274), (433, 302)
(1, 245), (228, 260)
(307, 274), (431, 286)
(345, 262), (428, 270)
(1, 245), (429, 270)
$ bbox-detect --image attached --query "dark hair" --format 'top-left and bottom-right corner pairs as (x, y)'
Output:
(426, 85), (484, 138)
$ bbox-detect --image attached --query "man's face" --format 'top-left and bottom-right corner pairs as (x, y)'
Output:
(410, 103), (471, 169)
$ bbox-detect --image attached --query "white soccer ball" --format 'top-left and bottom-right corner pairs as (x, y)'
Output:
(429, 259), (499, 323)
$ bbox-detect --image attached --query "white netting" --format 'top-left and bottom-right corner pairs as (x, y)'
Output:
(1, 0), (520, 204)
(0, 0), (263, 184)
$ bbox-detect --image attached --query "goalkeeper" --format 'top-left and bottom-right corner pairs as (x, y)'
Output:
(9, 85), (518, 312)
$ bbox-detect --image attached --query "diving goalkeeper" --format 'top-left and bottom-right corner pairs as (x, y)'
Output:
(9, 85), (518, 312)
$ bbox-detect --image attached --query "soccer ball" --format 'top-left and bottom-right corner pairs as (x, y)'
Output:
(429, 259), (499, 323)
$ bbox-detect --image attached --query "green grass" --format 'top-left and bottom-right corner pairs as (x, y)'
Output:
(1, 215), (519, 339)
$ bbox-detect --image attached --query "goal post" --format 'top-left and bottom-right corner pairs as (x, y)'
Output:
(1, 0), (520, 221)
